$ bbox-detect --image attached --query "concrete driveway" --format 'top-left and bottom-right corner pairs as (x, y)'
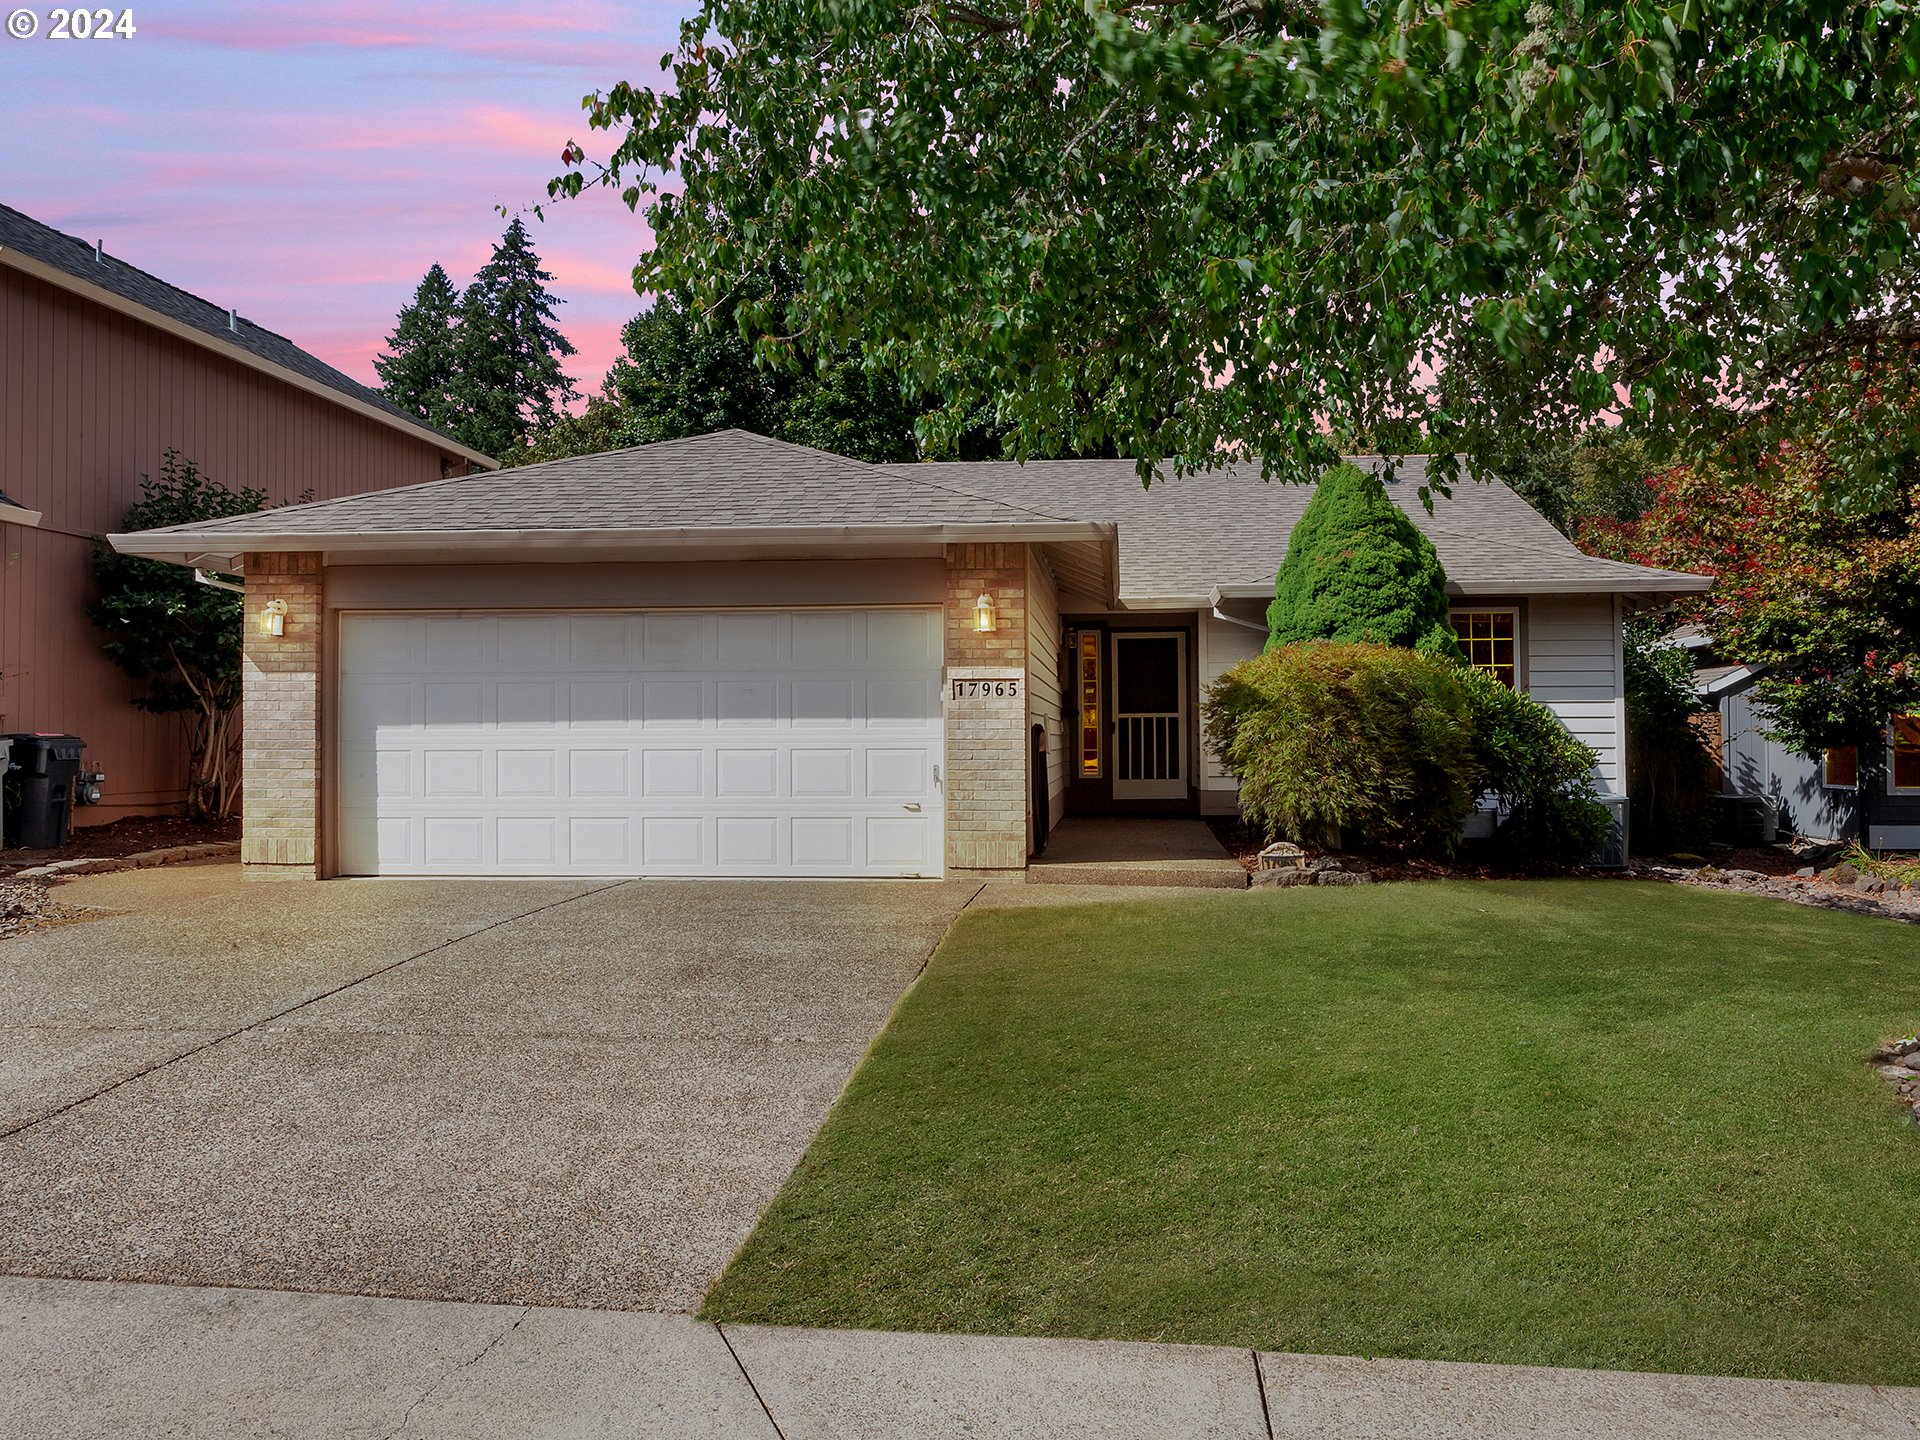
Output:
(0, 863), (978, 1311)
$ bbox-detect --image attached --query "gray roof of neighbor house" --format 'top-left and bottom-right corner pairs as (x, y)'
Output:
(110, 428), (1710, 603)
(888, 454), (1711, 604)
(0, 202), (495, 468)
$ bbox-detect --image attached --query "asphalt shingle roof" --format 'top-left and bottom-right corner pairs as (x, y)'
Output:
(882, 454), (1708, 601)
(126, 429), (1084, 538)
(116, 429), (1707, 601)
(0, 202), (482, 459)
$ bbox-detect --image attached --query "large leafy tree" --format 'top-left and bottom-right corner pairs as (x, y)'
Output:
(1267, 464), (1460, 656)
(374, 263), (462, 436)
(453, 219), (579, 457)
(1584, 376), (1920, 829)
(509, 288), (1032, 466)
(89, 452), (269, 820)
(552, 1), (1919, 494)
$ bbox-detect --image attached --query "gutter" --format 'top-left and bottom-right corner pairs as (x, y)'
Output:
(0, 246), (498, 472)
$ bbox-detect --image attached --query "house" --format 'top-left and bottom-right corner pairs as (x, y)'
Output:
(0, 202), (494, 822)
(109, 430), (1710, 880)
(1687, 629), (1917, 847)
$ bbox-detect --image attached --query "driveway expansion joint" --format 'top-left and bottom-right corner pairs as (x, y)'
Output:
(715, 1322), (790, 1440)
(1252, 1349), (1275, 1440)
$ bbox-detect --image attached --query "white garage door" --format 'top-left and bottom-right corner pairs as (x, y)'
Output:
(336, 608), (945, 877)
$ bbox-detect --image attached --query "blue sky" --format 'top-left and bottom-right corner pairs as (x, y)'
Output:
(0, 1), (689, 393)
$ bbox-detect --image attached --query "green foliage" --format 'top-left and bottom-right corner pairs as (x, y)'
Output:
(373, 263), (461, 436)
(508, 291), (922, 467)
(378, 223), (579, 459)
(1501, 430), (1659, 536)
(1460, 667), (1612, 865)
(1621, 622), (1716, 854)
(1266, 464), (1460, 658)
(1204, 642), (1476, 853)
(452, 219), (579, 457)
(553, 1), (1919, 497)
(88, 452), (267, 818)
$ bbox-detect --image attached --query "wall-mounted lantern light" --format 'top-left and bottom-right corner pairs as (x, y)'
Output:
(261, 598), (289, 637)
(974, 592), (997, 633)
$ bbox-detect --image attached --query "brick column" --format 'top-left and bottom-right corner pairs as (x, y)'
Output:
(944, 543), (1029, 874)
(242, 552), (324, 881)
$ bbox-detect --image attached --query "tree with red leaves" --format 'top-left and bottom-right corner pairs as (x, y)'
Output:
(1583, 413), (1920, 830)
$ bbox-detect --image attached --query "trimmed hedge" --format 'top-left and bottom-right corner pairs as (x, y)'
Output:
(1206, 642), (1612, 863)
(1204, 642), (1477, 854)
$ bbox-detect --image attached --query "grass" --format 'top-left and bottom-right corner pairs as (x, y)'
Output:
(703, 881), (1920, 1384)
(1844, 840), (1920, 886)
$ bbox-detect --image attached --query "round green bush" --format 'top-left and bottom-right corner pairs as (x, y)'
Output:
(1267, 463), (1463, 659)
(1204, 642), (1477, 853)
(1459, 668), (1614, 866)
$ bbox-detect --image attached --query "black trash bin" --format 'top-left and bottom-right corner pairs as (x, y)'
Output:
(3, 734), (85, 849)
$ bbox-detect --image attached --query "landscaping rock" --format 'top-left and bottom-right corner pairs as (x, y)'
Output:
(1316, 870), (1370, 886)
(1829, 862), (1861, 885)
(1854, 876), (1886, 895)
(1795, 866), (1817, 878)
(1252, 867), (1316, 888)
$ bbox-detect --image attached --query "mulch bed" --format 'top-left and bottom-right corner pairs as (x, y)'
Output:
(0, 813), (238, 875)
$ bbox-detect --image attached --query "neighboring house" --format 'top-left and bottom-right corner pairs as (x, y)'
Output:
(0, 203), (495, 822)
(111, 430), (1709, 881)
(1687, 629), (1915, 846)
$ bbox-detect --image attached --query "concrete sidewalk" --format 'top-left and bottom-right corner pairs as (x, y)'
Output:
(6, 1276), (1917, 1440)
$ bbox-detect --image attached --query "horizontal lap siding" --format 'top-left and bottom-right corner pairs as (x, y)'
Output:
(1198, 610), (1264, 809)
(1524, 596), (1624, 795)
(0, 267), (456, 822)
(1026, 549), (1066, 835)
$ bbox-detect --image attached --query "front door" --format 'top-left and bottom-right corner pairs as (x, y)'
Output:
(1110, 631), (1188, 800)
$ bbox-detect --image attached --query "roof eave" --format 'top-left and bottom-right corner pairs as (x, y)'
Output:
(108, 519), (1116, 569)
(0, 246), (498, 471)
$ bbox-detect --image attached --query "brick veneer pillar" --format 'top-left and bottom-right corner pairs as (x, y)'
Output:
(944, 543), (1030, 874)
(241, 552), (324, 881)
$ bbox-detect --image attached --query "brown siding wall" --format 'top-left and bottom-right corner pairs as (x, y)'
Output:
(0, 265), (463, 823)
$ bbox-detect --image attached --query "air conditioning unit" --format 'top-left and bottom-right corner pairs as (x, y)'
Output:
(1591, 794), (1630, 868)
(1715, 794), (1777, 847)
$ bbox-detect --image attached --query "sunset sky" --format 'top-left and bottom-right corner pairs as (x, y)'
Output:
(1, 1), (686, 397)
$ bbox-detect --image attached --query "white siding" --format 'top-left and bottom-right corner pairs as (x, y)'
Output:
(1026, 548), (1066, 836)
(1197, 609), (1266, 814)
(1523, 595), (1625, 795)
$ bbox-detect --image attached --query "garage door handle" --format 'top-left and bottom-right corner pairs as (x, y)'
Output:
(904, 803), (922, 812)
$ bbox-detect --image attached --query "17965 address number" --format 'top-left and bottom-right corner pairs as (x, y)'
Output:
(950, 678), (1020, 699)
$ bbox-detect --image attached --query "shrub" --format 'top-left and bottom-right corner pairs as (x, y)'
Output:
(1623, 621), (1716, 853)
(1460, 668), (1613, 865)
(1267, 463), (1462, 659)
(1204, 642), (1477, 853)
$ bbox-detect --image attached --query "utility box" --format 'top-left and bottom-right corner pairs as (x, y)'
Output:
(2, 734), (86, 849)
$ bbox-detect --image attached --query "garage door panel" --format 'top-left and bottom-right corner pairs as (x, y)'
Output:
(337, 609), (944, 878)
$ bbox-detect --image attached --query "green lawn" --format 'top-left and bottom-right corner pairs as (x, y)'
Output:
(703, 881), (1920, 1383)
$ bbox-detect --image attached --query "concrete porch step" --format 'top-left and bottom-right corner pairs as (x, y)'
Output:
(1028, 818), (1251, 890)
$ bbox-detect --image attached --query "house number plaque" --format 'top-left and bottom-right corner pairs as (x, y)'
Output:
(950, 678), (1021, 699)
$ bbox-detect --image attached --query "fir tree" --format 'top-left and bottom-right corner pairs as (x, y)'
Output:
(374, 263), (462, 433)
(452, 219), (579, 457)
(1267, 464), (1460, 658)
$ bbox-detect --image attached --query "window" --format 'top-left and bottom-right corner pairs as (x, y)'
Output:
(1076, 629), (1102, 777)
(1823, 745), (1859, 789)
(1452, 609), (1518, 687)
(1892, 717), (1920, 793)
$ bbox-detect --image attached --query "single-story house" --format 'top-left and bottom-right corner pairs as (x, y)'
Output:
(110, 429), (1710, 880)
(0, 201), (493, 822)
